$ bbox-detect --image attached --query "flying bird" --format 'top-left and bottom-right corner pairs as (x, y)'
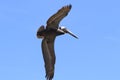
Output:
(37, 4), (78, 80)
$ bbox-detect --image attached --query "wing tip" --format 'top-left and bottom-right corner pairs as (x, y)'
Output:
(69, 4), (72, 9)
(64, 4), (72, 9)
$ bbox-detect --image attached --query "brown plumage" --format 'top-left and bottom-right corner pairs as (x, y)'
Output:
(46, 5), (72, 30)
(37, 4), (78, 80)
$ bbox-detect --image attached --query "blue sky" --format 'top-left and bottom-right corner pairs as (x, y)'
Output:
(0, 0), (120, 80)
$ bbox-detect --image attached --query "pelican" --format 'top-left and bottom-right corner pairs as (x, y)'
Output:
(37, 4), (78, 80)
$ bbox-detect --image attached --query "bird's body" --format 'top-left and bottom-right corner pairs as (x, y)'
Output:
(37, 4), (78, 80)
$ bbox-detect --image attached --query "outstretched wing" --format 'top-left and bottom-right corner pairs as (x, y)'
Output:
(41, 38), (56, 80)
(46, 4), (72, 29)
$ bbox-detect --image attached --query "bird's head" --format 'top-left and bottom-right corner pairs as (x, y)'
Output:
(59, 26), (67, 32)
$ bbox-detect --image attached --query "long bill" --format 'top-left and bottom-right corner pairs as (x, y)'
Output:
(65, 29), (78, 39)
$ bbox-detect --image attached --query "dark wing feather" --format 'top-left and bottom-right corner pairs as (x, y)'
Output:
(46, 4), (72, 29)
(42, 37), (55, 80)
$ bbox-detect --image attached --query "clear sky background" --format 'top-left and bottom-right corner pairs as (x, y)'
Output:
(0, 0), (120, 80)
